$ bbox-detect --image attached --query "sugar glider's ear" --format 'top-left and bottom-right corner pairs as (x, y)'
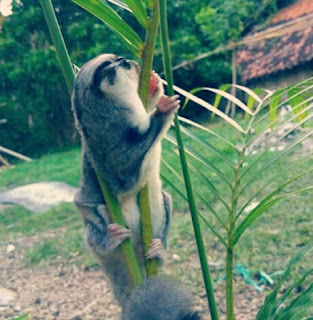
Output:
(182, 311), (201, 320)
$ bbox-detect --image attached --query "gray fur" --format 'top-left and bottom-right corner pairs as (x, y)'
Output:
(72, 54), (170, 195)
(71, 54), (173, 305)
(122, 277), (201, 320)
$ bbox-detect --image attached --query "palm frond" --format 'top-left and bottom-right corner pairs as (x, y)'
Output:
(256, 242), (313, 320)
(71, 0), (143, 55)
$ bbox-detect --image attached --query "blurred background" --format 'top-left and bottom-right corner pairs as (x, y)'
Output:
(2, 0), (312, 160)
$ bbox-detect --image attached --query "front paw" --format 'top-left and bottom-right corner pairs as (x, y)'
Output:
(149, 70), (162, 100)
(107, 223), (132, 246)
(156, 95), (180, 114)
(145, 238), (165, 262)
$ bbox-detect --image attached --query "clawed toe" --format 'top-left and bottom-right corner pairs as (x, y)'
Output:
(107, 223), (132, 242)
(145, 238), (165, 260)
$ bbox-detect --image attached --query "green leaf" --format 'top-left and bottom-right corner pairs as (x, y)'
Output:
(275, 268), (313, 310)
(107, 0), (131, 11)
(183, 86), (254, 117)
(198, 210), (227, 246)
(161, 173), (187, 202)
(162, 80), (245, 133)
(107, 0), (149, 28)
(187, 161), (231, 214)
(273, 284), (313, 320)
(162, 159), (227, 231)
(12, 315), (30, 320)
(288, 88), (310, 125)
(181, 87), (205, 111)
(269, 89), (283, 130)
(39, 0), (74, 92)
(237, 151), (313, 220)
(244, 88), (263, 120)
(178, 116), (238, 151)
(256, 242), (313, 320)
(240, 128), (313, 196)
(123, 0), (148, 28)
(164, 134), (232, 188)
(211, 83), (232, 119)
(71, 0), (143, 55)
(231, 197), (280, 246)
(252, 77), (313, 131)
(232, 185), (313, 246)
(180, 125), (234, 168)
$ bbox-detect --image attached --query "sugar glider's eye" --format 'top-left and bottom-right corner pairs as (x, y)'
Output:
(93, 60), (115, 90)
(101, 61), (112, 69)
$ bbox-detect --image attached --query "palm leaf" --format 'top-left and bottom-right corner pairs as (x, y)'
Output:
(107, 0), (131, 11)
(256, 242), (313, 320)
(122, 0), (148, 27)
(288, 88), (310, 124)
(71, 0), (143, 55)
(232, 185), (313, 246)
(211, 84), (232, 119)
(164, 134), (232, 188)
(162, 159), (227, 244)
(236, 150), (313, 220)
(269, 89), (283, 130)
(162, 80), (246, 133)
(244, 88), (264, 120)
(253, 78), (313, 130)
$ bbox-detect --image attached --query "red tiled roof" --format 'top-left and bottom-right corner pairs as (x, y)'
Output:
(272, 0), (313, 24)
(236, 0), (313, 83)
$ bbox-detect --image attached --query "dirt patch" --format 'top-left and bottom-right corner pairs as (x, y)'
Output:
(0, 229), (265, 320)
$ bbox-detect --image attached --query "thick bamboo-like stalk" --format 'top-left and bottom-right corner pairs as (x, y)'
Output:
(138, 1), (160, 277)
(39, 0), (143, 287)
(159, 0), (220, 319)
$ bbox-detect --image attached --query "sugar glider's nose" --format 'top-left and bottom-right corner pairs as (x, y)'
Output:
(116, 57), (131, 69)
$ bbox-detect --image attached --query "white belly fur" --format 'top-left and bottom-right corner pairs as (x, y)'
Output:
(117, 142), (164, 240)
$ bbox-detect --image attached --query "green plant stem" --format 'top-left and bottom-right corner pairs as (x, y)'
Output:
(137, 1), (160, 277)
(39, 0), (74, 93)
(159, 0), (220, 319)
(226, 246), (234, 320)
(96, 173), (143, 286)
(138, 1), (160, 107)
(226, 149), (245, 319)
(138, 185), (157, 276)
(39, 0), (143, 288)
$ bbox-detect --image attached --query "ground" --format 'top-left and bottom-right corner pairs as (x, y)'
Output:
(0, 208), (264, 320)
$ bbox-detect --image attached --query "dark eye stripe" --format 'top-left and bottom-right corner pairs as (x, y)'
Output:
(93, 60), (113, 89)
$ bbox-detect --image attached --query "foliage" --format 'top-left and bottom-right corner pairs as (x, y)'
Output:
(0, 0), (135, 156)
(0, 0), (280, 156)
(163, 74), (313, 318)
(195, 0), (277, 47)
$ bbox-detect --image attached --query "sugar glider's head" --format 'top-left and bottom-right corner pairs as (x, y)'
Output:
(77, 53), (140, 97)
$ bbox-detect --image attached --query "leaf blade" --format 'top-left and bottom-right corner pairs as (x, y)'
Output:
(71, 0), (143, 55)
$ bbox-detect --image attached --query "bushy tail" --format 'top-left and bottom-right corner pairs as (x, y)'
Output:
(121, 277), (201, 320)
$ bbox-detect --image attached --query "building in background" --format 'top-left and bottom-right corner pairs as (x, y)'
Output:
(236, 0), (313, 89)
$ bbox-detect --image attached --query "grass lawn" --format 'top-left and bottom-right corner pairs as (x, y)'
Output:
(1, 117), (313, 294)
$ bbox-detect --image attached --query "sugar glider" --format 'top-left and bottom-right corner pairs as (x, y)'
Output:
(72, 54), (200, 319)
